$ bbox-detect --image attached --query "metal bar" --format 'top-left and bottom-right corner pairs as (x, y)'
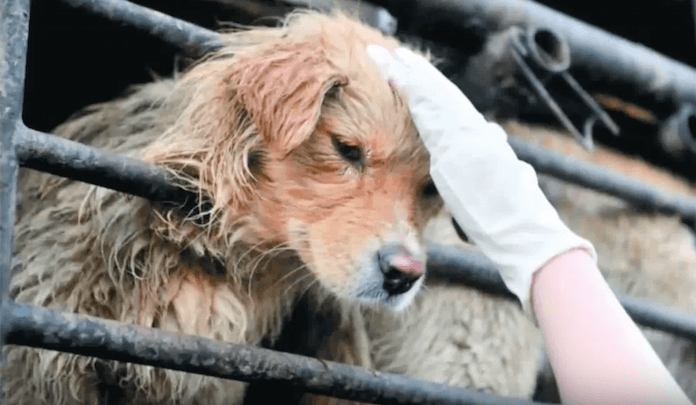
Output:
(620, 295), (696, 341)
(427, 244), (696, 342)
(0, 0), (31, 351)
(55, 0), (223, 57)
(560, 71), (620, 135)
(508, 137), (696, 222)
(19, 123), (696, 226)
(368, 0), (696, 110)
(282, 0), (398, 34)
(427, 243), (517, 299)
(1, 1), (30, 400)
(511, 47), (590, 149)
(4, 300), (542, 405)
(15, 126), (202, 213)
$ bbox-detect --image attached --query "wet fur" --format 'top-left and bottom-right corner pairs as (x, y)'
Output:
(7, 12), (542, 405)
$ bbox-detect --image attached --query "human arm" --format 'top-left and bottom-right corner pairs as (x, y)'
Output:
(365, 44), (693, 404)
(535, 248), (692, 404)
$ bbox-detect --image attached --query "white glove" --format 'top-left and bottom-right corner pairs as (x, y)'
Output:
(366, 45), (597, 318)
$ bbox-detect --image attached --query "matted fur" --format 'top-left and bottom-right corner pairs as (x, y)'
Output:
(7, 11), (543, 405)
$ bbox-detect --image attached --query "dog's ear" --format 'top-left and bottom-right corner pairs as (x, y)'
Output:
(231, 43), (348, 156)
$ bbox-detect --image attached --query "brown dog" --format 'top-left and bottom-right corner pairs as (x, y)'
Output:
(7, 10), (542, 405)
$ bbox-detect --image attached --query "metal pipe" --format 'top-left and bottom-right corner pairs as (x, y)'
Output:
(428, 244), (696, 342)
(15, 126), (202, 215)
(56, 0), (223, 57)
(460, 25), (616, 149)
(17, 122), (696, 227)
(4, 300), (542, 405)
(508, 137), (696, 222)
(54, 0), (396, 57)
(369, 0), (696, 110)
(0, 0), (31, 352)
(427, 243), (516, 299)
(659, 104), (696, 160)
(620, 295), (696, 342)
(524, 26), (570, 74)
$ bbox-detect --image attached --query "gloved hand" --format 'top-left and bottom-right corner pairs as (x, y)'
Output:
(366, 45), (597, 319)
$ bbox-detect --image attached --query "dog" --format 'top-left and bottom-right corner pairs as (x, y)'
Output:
(6, 10), (543, 405)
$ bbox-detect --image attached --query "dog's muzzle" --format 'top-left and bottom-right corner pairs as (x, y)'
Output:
(376, 245), (424, 296)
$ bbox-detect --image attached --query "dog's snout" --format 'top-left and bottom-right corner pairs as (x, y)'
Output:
(377, 245), (424, 296)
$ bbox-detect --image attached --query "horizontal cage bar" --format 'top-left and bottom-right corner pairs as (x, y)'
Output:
(16, 123), (696, 226)
(427, 244), (696, 342)
(16, 126), (200, 212)
(4, 299), (543, 405)
(57, 0), (222, 57)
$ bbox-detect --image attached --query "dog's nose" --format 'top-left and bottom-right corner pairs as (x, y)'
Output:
(377, 245), (424, 296)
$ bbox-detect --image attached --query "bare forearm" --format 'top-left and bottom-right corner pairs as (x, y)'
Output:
(532, 249), (692, 404)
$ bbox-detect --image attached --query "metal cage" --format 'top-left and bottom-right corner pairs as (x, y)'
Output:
(1, 0), (696, 404)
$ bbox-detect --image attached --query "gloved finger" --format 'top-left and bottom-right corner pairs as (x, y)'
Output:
(392, 47), (432, 71)
(365, 44), (402, 84)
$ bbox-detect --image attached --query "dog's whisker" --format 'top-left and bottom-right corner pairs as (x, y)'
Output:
(295, 278), (321, 302)
(278, 273), (315, 301)
(272, 262), (311, 290)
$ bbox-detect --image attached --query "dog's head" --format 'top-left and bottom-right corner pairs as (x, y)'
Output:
(148, 11), (443, 310)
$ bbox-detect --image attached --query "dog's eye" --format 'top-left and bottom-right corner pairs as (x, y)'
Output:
(332, 136), (362, 164)
(421, 180), (439, 197)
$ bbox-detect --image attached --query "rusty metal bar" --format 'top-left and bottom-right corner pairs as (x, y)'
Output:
(4, 299), (542, 405)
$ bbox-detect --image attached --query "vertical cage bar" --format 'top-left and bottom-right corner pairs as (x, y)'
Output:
(0, 0), (30, 389)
